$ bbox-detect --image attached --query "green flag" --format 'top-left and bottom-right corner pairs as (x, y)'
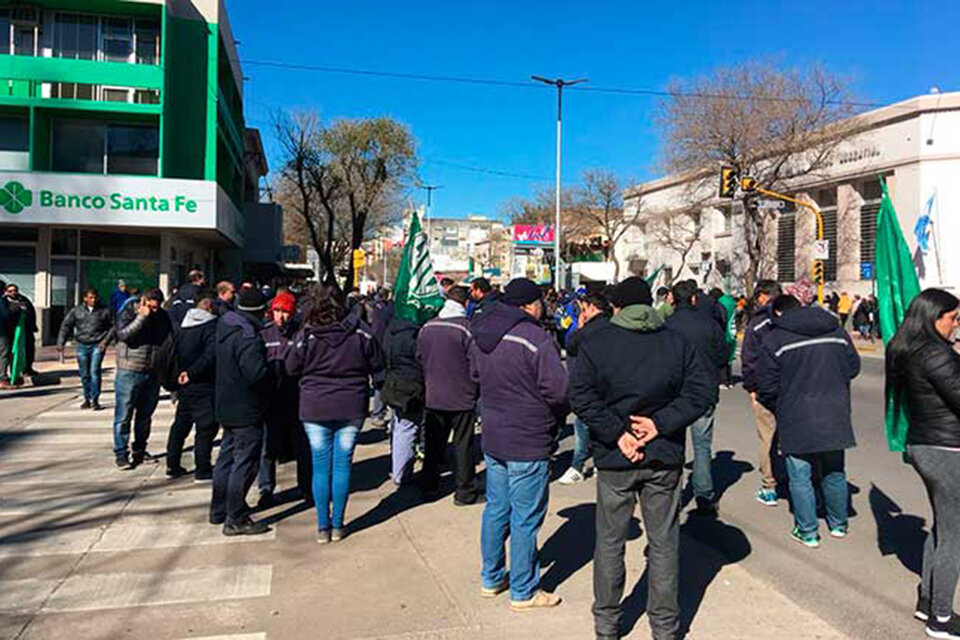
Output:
(876, 176), (922, 452)
(644, 265), (663, 286)
(9, 312), (26, 383)
(394, 211), (443, 324)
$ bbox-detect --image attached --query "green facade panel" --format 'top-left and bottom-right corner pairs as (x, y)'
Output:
(0, 57), (163, 90)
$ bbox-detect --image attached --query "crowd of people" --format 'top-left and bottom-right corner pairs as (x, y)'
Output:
(38, 263), (960, 640)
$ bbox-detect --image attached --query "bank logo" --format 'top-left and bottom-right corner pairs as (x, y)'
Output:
(0, 181), (32, 214)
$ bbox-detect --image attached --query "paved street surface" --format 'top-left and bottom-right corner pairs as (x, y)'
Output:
(0, 349), (925, 639)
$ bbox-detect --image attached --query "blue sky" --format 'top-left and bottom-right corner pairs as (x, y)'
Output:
(230, 0), (959, 220)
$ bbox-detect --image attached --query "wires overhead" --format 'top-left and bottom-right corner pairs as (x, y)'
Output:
(426, 159), (550, 181)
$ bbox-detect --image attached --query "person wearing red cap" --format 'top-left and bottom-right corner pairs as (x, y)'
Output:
(257, 290), (312, 506)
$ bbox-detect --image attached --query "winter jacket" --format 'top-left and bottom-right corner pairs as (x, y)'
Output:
(215, 310), (273, 427)
(113, 298), (173, 373)
(469, 302), (568, 461)
(57, 304), (113, 346)
(665, 303), (731, 404)
(896, 337), (960, 448)
(110, 288), (129, 316)
(5, 294), (36, 334)
(756, 307), (860, 455)
(175, 308), (217, 398)
(382, 317), (425, 419)
(741, 303), (775, 393)
(284, 313), (384, 424)
(262, 318), (302, 462)
(417, 315), (477, 411)
(570, 305), (713, 470)
(168, 283), (204, 329)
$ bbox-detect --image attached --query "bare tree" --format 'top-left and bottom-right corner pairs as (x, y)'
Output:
(647, 208), (705, 285)
(572, 170), (641, 281)
(658, 61), (858, 293)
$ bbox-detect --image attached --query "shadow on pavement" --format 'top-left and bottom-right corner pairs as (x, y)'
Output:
(870, 483), (925, 577)
(681, 450), (754, 510)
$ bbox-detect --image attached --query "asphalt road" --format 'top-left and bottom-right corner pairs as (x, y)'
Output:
(704, 355), (929, 639)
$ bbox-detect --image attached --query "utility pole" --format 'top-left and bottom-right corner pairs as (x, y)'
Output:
(532, 75), (587, 290)
(420, 184), (442, 246)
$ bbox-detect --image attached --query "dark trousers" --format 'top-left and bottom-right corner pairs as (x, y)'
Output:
(211, 425), (263, 525)
(166, 393), (218, 476)
(594, 466), (682, 640)
(420, 408), (478, 502)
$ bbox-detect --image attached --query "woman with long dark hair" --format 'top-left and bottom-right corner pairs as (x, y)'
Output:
(285, 285), (384, 543)
(886, 288), (960, 636)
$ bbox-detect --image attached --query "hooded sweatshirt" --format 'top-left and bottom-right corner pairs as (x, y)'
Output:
(756, 307), (860, 455)
(570, 304), (713, 470)
(284, 313), (384, 423)
(176, 307), (217, 397)
(468, 302), (568, 461)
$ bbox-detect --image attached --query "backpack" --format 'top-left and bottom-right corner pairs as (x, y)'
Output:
(153, 331), (180, 392)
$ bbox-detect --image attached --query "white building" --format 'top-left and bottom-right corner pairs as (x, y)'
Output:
(616, 91), (960, 294)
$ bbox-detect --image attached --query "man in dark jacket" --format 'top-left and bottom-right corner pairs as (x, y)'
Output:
(665, 279), (731, 516)
(570, 277), (713, 640)
(57, 288), (113, 410)
(469, 278), (567, 612)
(382, 314), (425, 486)
(210, 288), (273, 536)
(4, 283), (37, 376)
(165, 293), (218, 480)
(213, 280), (236, 317)
(417, 285), (480, 505)
(167, 270), (205, 329)
(369, 288), (394, 427)
(741, 279), (782, 506)
(468, 277), (497, 319)
(111, 288), (172, 469)
(757, 294), (860, 548)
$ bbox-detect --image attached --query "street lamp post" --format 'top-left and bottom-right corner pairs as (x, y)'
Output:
(421, 184), (442, 244)
(532, 75), (587, 291)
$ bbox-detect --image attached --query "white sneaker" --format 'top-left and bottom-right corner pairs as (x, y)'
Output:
(557, 467), (585, 485)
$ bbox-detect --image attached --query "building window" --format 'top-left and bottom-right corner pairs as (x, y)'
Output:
(135, 19), (160, 65)
(102, 88), (130, 102)
(51, 13), (160, 65)
(134, 89), (160, 105)
(51, 120), (159, 176)
(50, 83), (96, 101)
(0, 116), (30, 170)
(858, 179), (882, 280)
(0, 11), (9, 53)
(101, 17), (133, 63)
(13, 24), (36, 56)
(54, 13), (98, 60)
(822, 207), (838, 282)
(777, 213), (796, 282)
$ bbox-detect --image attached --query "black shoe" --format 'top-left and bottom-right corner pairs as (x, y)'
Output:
(694, 497), (719, 518)
(223, 517), (270, 536)
(454, 494), (486, 507)
(194, 472), (213, 484)
(115, 455), (129, 469)
(926, 615), (960, 639)
(917, 587), (931, 622)
(129, 452), (144, 469)
(257, 491), (276, 510)
(91, 401), (103, 411)
(166, 466), (188, 479)
(80, 400), (91, 410)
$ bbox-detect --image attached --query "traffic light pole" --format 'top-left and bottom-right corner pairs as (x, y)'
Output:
(754, 187), (825, 306)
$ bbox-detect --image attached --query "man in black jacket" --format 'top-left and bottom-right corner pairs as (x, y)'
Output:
(757, 294), (860, 548)
(4, 283), (37, 376)
(57, 288), (113, 410)
(0, 279), (13, 388)
(382, 315), (425, 486)
(665, 279), (731, 516)
(165, 293), (218, 480)
(210, 288), (273, 536)
(167, 269), (205, 329)
(741, 279), (782, 507)
(570, 277), (712, 640)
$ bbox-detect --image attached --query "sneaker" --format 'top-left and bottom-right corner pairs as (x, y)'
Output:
(557, 467), (586, 485)
(194, 472), (213, 484)
(480, 579), (509, 598)
(693, 496), (719, 518)
(330, 528), (346, 542)
(165, 466), (189, 479)
(791, 527), (821, 549)
(829, 525), (848, 539)
(80, 400), (91, 410)
(317, 529), (331, 545)
(91, 401), (104, 411)
(222, 517), (270, 536)
(115, 455), (129, 470)
(130, 452), (145, 468)
(916, 587), (931, 622)
(510, 590), (562, 612)
(926, 615), (960, 639)
(756, 488), (778, 507)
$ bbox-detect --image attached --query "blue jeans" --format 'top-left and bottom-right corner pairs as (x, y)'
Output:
(571, 417), (591, 473)
(113, 369), (160, 457)
(690, 407), (716, 501)
(785, 450), (848, 535)
(303, 420), (361, 531)
(481, 454), (550, 601)
(75, 343), (104, 403)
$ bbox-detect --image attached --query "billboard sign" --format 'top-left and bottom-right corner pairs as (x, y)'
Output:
(513, 224), (555, 245)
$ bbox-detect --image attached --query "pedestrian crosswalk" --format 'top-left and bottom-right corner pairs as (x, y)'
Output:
(0, 392), (274, 638)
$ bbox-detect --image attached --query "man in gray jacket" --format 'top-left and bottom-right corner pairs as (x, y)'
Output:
(57, 288), (113, 410)
(111, 288), (172, 469)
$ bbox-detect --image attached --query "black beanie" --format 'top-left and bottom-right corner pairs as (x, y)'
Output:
(501, 278), (542, 307)
(610, 277), (653, 308)
(236, 288), (267, 313)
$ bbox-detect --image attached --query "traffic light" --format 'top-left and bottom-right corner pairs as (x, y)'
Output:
(740, 176), (758, 192)
(352, 248), (366, 271)
(811, 260), (824, 285)
(719, 166), (738, 199)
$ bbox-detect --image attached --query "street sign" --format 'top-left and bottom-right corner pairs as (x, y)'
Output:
(813, 240), (830, 260)
(758, 199), (785, 210)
